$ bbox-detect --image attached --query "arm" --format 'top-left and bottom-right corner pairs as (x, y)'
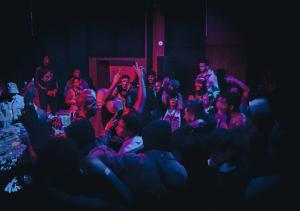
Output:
(48, 80), (59, 97)
(103, 72), (122, 102)
(46, 176), (127, 210)
(20, 104), (51, 154)
(226, 75), (250, 104)
(86, 158), (133, 205)
(226, 75), (249, 93)
(53, 81), (59, 96)
(35, 79), (47, 91)
(99, 117), (118, 145)
(132, 63), (146, 113)
(161, 90), (168, 106)
(34, 68), (46, 91)
(177, 93), (184, 110)
(207, 74), (220, 99)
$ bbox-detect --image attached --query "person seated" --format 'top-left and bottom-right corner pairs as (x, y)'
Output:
(0, 82), (24, 128)
(65, 78), (81, 112)
(64, 68), (89, 96)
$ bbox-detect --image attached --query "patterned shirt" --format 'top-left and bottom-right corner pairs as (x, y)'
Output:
(163, 109), (181, 132)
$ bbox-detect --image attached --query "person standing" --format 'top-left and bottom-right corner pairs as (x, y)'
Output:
(35, 67), (58, 115)
(197, 59), (220, 100)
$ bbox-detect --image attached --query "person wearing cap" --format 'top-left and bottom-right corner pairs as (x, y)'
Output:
(0, 82), (24, 127)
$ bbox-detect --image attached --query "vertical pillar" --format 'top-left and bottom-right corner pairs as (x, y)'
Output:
(152, 7), (165, 75)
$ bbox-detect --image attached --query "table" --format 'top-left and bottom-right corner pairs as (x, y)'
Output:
(0, 124), (28, 193)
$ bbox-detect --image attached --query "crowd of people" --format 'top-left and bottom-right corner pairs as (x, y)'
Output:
(0, 56), (283, 210)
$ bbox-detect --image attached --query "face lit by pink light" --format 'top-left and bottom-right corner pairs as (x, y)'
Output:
(194, 81), (203, 91)
(154, 81), (161, 93)
(169, 96), (178, 109)
(199, 63), (207, 72)
(72, 78), (80, 89)
(42, 71), (53, 82)
(147, 74), (155, 85)
(121, 77), (130, 90)
(216, 96), (228, 113)
(73, 69), (81, 79)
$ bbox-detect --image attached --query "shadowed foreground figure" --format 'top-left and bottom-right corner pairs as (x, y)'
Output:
(32, 137), (132, 211)
(88, 120), (188, 210)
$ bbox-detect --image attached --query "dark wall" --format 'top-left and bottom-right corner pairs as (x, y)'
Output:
(162, 1), (206, 96)
(4, 0), (206, 99)
(2, 0), (32, 85)
(3, 0), (146, 88)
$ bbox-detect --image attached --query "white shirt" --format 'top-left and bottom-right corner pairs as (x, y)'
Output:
(163, 109), (181, 132)
(0, 95), (24, 127)
(118, 136), (144, 154)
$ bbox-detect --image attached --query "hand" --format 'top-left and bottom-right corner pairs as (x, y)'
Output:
(47, 90), (55, 96)
(48, 89), (57, 97)
(225, 75), (236, 83)
(133, 62), (145, 78)
(189, 119), (205, 128)
(112, 71), (122, 85)
(104, 118), (118, 131)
